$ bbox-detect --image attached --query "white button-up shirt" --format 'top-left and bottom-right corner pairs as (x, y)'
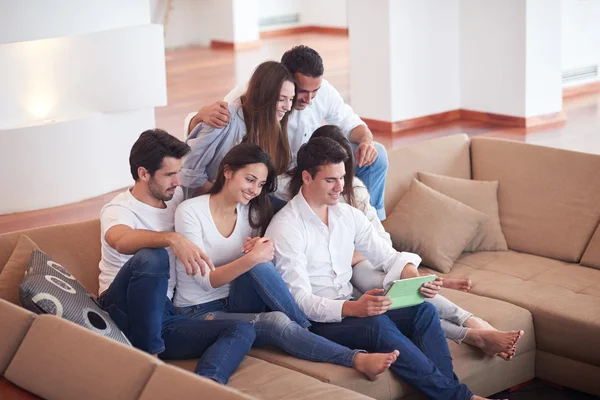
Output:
(184, 78), (366, 167)
(265, 190), (422, 323)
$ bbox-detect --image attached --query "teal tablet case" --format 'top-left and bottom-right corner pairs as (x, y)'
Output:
(384, 275), (438, 309)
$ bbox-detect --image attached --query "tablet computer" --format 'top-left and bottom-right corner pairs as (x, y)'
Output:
(383, 275), (437, 310)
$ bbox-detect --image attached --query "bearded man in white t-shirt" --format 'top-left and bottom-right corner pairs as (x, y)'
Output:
(185, 45), (389, 221)
(97, 129), (256, 384)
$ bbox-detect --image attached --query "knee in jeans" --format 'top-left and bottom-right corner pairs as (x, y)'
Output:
(372, 142), (389, 170)
(368, 315), (394, 334)
(224, 321), (256, 342)
(133, 248), (170, 276)
(260, 311), (292, 329)
(418, 301), (439, 320)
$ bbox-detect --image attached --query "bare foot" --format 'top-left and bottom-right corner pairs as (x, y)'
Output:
(464, 317), (524, 360)
(441, 277), (472, 292)
(464, 329), (522, 357)
(472, 396), (505, 400)
(353, 350), (400, 381)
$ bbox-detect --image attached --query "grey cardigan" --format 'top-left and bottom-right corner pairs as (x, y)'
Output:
(179, 104), (246, 197)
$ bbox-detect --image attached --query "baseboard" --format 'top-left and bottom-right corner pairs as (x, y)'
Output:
(362, 110), (461, 133)
(363, 109), (567, 133)
(209, 40), (262, 51)
(260, 26), (348, 39)
(563, 81), (600, 98)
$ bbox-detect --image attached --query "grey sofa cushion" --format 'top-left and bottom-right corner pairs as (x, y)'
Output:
(19, 249), (130, 346)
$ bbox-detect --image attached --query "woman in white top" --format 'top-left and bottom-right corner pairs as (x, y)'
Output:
(288, 125), (523, 361)
(174, 143), (400, 380)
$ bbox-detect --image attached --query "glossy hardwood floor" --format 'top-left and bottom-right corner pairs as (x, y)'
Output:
(1, 32), (600, 234)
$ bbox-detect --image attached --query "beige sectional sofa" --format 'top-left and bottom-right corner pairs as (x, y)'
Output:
(1, 133), (599, 399)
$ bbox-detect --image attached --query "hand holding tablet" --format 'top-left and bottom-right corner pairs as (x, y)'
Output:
(383, 275), (439, 310)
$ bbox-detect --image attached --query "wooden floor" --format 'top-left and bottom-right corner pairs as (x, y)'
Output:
(1, 32), (600, 234)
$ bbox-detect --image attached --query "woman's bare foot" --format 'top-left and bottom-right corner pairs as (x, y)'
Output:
(353, 350), (400, 381)
(463, 329), (523, 357)
(441, 277), (472, 292)
(464, 317), (524, 360)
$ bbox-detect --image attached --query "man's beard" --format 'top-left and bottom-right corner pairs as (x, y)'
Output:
(148, 179), (175, 202)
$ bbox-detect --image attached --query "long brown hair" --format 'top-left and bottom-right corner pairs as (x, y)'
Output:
(287, 125), (356, 207)
(208, 143), (276, 235)
(239, 61), (295, 176)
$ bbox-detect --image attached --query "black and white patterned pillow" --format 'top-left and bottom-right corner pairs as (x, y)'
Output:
(19, 249), (131, 346)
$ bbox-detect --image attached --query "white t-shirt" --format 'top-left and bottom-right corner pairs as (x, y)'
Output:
(99, 187), (184, 299)
(173, 195), (253, 307)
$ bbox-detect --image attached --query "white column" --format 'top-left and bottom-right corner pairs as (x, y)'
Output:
(0, 0), (166, 214)
(347, 0), (460, 123)
(461, 0), (562, 118)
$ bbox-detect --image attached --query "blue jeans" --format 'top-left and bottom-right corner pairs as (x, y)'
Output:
(98, 248), (255, 384)
(350, 141), (388, 220)
(310, 302), (473, 400)
(179, 298), (359, 368)
(228, 261), (311, 329)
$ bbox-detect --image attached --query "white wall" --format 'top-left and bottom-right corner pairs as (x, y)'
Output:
(561, 0), (600, 84)
(302, 0), (348, 28)
(525, 0), (562, 117)
(0, 0), (166, 214)
(347, 0), (392, 121)
(0, 0), (151, 43)
(460, 0), (526, 116)
(389, 0), (460, 121)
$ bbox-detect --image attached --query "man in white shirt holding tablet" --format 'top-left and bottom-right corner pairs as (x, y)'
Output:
(266, 137), (494, 400)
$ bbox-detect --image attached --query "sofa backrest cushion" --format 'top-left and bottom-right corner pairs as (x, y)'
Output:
(0, 220), (101, 295)
(581, 223), (600, 270)
(0, 300), (36, 375)
(139, 364), (255, 400)
(471, 137), (600, 262)
(384, 134), (471, 215)
(4, 314), (158, 400)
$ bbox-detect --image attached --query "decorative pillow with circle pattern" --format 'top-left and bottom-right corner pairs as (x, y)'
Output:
(19, 249), (131, 346)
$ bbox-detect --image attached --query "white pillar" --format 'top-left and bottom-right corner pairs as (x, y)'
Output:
(347, 0), (563, 129)
(461, 0), (562, 118)
(348, 0), (460, 124)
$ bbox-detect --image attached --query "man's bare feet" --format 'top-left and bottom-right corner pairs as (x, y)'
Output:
(441, 277), (472, 292)
(472, 396), (506, 400)
(353, 350), (400, 381)
(463, 329), (523, 358)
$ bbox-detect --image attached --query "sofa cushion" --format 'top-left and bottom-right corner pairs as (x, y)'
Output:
(384, 134), (471, 215)
(430, 251), (600, 371)
(581, 223), (600, 270)
(470, 137), (600, 263)
(384, 179), (488, 273)
(0, 220), (102, 295)
(168, 357), (373, 400)
(4, 315), (159, 400)
(248, 347), (413, 400)
(417, 172), (508, 252)
(19, 249), (130, 346)
(0, 235), (39, 305)
(0, 299), (36, 375)
(139, 364), (254, 400)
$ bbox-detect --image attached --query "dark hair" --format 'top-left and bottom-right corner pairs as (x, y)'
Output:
(240, 61), (295, 176)
(209, 143), (276, 235)
(281, 45), (324, 77)
(295, 137), (348, 186)
(288, 125), (356, 207)
(129, 129), (190, 180)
